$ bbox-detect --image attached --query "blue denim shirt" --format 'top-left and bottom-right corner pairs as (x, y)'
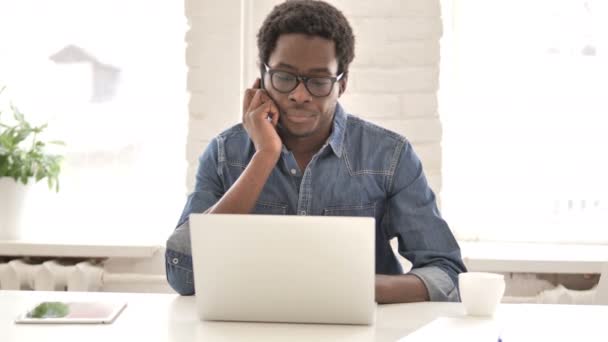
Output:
(165, 103), (466, 301)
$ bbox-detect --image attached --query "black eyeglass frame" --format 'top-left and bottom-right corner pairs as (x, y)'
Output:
(262, 63), (344, 97)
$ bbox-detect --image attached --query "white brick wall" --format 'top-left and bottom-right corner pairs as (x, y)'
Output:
(348, 68), (439, 93)
(185, 0), (244, 191)
(338, 0), (444, 195)
(186, 0), (444, 195)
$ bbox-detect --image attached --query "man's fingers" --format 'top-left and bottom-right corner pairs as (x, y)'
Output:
(243, 88), (256, 114)
(242, 79), (262, 115)
(244, 89), (263, 118)
(253, 100), (280, 127)
(243, 84), (280, 127)
(267, 101), (280, 127)
(250, 99), (278, 123)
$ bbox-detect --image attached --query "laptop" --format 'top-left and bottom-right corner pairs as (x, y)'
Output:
(189, 214), (376, 325)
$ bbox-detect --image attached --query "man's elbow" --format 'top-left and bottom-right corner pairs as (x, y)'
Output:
(165, 248), (195, 296)
(167, 275), (195, 296)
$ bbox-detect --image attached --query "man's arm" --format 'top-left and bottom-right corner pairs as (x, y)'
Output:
(375, 274), (429, 303)
(380, 138), (467, 303)
(205, 151), (278, 214)
(205, 78), (282, 214)
(166, 79), (282, 294)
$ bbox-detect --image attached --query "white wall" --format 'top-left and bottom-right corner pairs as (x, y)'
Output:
(185, 0), (245, 192)
(185, 0), (444, 195)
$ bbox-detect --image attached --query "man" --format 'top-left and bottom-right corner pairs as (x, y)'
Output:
(166, 0), (466, 303)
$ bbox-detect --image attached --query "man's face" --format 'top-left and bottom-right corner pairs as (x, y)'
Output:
(264, 33), (345, 139)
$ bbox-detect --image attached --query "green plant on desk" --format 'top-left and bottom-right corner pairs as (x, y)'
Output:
(0, 86), (64, 191)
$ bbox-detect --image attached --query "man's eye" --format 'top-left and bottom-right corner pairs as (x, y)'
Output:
(310, 78), (331, 86)
(275, 73), (295, 82)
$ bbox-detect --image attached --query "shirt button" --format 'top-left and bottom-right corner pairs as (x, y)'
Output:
(172, 258), (179, 265)
(299, 211), (306, 215)
(290, 169), (297, 175)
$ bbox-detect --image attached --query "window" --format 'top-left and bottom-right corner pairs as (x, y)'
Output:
(0, 1), (187, 242)
(440, 0), (608, 243)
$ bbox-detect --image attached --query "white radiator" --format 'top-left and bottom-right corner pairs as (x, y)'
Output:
(0, 258), (102, 291)
(0, 258), (166, 292)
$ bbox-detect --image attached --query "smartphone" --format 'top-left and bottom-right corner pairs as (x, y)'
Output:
(259, 65), (266, 90)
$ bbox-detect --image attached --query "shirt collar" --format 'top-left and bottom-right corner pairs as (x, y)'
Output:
(327, 102), (346, 158)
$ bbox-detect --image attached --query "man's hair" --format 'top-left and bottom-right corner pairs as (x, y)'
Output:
(257, 0), (355, 78)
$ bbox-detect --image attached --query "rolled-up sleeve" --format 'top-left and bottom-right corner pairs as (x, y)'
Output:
(165, 138), (224, 295)
(409, 266), (460, 302)
(386, 139), (467, 302)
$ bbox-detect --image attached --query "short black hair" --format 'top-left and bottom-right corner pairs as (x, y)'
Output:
(257, 0), (355, 78)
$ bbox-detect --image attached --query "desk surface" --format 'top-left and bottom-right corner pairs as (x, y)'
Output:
(2, 290), (607, 342)
(460, 241), (608, 274)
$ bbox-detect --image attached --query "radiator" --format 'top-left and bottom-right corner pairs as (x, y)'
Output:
(0, 258), (166, 292)
(0, 258), (102, 291)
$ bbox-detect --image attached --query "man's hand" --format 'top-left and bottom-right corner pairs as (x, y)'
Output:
(242, 78), (282, 157)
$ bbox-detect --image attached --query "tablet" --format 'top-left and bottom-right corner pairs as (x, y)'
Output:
(14, 301), (127, 324)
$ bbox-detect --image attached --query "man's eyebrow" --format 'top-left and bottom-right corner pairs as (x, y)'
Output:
(274, 62), (297, 70)
(308, 67), (333, 74)
(274, 62), (333, 74)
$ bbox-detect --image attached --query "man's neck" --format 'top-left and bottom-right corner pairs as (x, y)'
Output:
(280, 124), (332, 170)
(283, 136), (325, 155)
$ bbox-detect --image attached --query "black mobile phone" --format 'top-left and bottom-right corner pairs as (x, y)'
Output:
(259, 65), (266, 90)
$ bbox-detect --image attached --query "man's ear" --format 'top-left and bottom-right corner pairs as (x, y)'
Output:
(338, 77), (348, 97)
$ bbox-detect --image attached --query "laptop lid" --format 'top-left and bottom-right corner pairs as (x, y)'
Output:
(189, 214), (376, 325)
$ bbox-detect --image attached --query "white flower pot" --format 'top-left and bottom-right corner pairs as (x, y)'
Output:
(0, 178), (32, 240)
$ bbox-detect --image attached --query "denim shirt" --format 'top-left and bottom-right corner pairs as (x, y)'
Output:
(165, 103), (466, 301)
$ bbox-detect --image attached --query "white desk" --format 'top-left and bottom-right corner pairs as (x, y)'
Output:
(460, 241), (608, 274)
(1, 290), (607, 341)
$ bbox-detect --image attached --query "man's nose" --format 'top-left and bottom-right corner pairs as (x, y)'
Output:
(288, 80), (312, 104)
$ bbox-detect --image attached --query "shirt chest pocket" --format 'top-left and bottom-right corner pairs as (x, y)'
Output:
(323, 202), (376, 217)
(253, 200), (288, 215)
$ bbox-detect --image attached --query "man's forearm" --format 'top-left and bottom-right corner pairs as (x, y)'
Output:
(375, 274), (430, 304)
(207, 151), (279, 214)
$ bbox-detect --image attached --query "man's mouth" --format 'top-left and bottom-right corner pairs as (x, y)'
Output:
(282, 109), (317, 123)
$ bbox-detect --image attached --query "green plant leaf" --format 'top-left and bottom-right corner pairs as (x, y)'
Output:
(0, 90), (64, 191)
(27, 302), (70, 319)
(10, 103), (25, 123)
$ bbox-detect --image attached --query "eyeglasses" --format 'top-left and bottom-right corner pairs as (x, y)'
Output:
(263, 64), (344, 97)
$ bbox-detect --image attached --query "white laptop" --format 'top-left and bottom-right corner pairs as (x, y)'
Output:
(189, 214), (376, 325)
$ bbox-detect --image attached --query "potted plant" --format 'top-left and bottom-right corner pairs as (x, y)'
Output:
(0, 86), (64, 240)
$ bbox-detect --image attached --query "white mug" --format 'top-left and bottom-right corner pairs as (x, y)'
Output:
(458, 272), (505, 316)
